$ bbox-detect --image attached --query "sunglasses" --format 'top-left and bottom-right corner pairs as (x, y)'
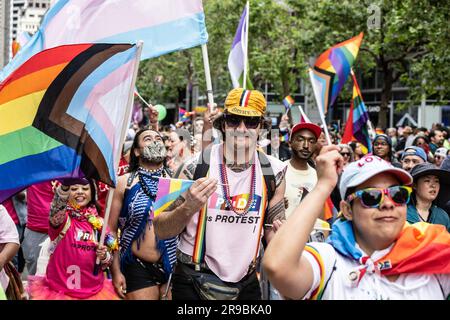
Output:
(340, 152), (351, 157)
(346, 186), (412, 208)
(224, 114), (261, 129)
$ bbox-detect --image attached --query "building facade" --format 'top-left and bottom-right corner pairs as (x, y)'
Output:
(0, 0), (12, 67)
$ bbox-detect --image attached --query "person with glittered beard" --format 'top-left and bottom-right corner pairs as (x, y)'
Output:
(27, 178), (119, 300)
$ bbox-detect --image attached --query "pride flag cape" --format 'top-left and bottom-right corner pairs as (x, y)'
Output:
(310, 33), (363, 114)
(153, 178), (194, 217)
(0, 43), (139, 202)
(342, 71), (372, 153)
(328, 219), (450, 280)
(1, 0), (208, 81)
(283, 95), (295, 111)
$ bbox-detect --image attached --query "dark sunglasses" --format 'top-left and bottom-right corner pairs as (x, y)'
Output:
(346, 186), (412, 208)
(224, 114), (261, 129)
(340, 152), (351, 157)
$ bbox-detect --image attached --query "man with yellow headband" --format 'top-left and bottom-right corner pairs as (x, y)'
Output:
(154, 88), (287, 300)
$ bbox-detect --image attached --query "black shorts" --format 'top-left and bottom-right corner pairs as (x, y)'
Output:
(122, 258), (168, 293)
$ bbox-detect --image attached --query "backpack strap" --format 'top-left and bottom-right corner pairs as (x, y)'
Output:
(257, 150), (276, 204)
(193, 145), (212, 180)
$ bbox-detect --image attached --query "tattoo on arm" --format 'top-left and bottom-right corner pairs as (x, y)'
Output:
(182, 161), (196, 180)
(164, 195), (186, 212)
(50, 191), (68, 217)
(265, 199), (286, 227)
(275, 168), (286, 188)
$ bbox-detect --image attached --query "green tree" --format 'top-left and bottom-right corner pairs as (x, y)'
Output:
(287, 0), (450, 128)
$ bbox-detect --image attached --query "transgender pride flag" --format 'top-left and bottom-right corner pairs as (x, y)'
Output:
(0, 44), (140, 202)
(1, 0), (208, 80)
(228, 3), (249, 88)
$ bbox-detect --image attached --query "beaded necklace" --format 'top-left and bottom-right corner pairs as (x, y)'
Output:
(138, 166), (165, 200)
(219, 155), (257, 216)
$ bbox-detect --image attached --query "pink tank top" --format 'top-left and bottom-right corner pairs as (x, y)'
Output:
(179, 143), (286, 282)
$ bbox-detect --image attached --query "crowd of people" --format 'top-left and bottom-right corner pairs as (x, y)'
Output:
(0, 88), (449, 300)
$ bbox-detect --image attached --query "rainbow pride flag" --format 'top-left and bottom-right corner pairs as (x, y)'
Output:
(342, 71), (372, 153)
(153, 178), (194, 216)
(310, 33), (363, 115)
(282, 95), (295, 111)
(329, 220), (450, 279)
(323, 197), (338, 221)
(179, 108), (194, 123)
(0, 43), (139, 202)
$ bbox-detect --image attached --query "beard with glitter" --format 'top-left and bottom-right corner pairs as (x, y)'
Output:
(141, 141), (167, 164)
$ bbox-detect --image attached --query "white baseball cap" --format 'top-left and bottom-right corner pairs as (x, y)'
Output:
(339, 155), (413, 200)
(435, 147), (448, 158)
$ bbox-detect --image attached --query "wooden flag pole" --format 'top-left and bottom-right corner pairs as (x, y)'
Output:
(94, 41), (144, 272)
(201, 44), (215, 112)
(243, 1), (249, 90)
(308, 68), (332, 146)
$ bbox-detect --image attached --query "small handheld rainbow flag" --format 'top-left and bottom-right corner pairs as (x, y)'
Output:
(282, 95), (295, 111)
(280, 132), (289, 142)
(153, 177), (194, 216)
(310, 33), (363, 115)
(342, 70), (372, 153)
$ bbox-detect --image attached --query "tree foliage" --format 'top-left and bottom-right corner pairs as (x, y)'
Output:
(136, 0), (450, 128)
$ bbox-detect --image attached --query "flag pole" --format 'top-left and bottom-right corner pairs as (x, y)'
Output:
(243, 1), (249, 90)
(308, 68), (332, 146)
(201, 44), (215, 112)
(94, 41), (144, 273)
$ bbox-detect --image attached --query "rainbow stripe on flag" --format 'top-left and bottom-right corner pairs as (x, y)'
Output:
(342, 71), (372, 153)
(153, 177), (194, 217)
(282, 95), (295, 111)
(280, 132), (289, 142)
(0, 43), (139, 202)
(323, 197), (338, 221)
(310, 33), (363, 114)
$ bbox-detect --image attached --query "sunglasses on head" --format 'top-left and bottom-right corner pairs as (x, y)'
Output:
(346, 186), (412, 208)
(224, 114), (261, 129)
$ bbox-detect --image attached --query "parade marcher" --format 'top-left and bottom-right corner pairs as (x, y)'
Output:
(372, 134), (402, 168)
(0, 204), (21, 299)
(407, 163), (450, 231)
(263, 150), (450, 300)
(429, 129), (445, 154)
(109, 129), (177, 300)
(27, 178), (119, 300)
(386, 127), (398, 150)
(434, 148), (448, 168)
(396, 126), (414, 151)
(284, 122), (321, 219)
(400, 146), (427, 172)
(338, 144), (354, 167)
(21, 182), (54, 275)
(154, 88), (287, 300)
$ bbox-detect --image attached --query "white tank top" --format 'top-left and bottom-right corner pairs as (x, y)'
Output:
(179, 143), (285, 282)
